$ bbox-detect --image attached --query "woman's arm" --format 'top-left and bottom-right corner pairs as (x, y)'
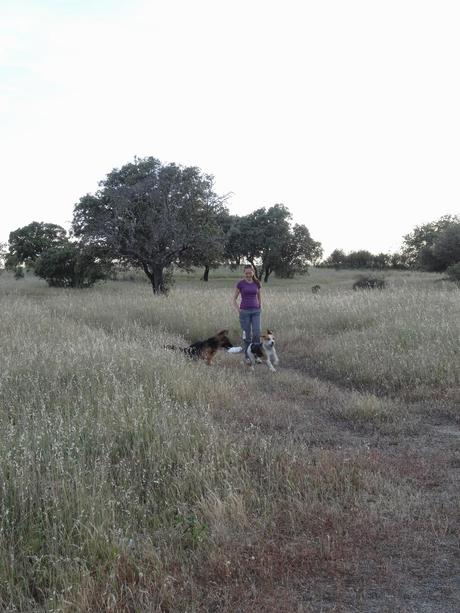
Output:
(232, 287), (240, 312)
(257, 289), (261, 308)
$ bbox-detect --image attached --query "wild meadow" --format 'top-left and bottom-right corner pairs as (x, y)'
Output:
(0, 268), (458, 612)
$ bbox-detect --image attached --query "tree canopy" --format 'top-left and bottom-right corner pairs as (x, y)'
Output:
(431, 223), (460, 270)
(72, 157), (228, 293)
(273, 223), (323, 279)
(234, 205), (321, 281)
(402, 215), (460, 270)
(8, 221), (67, 267)
(244, 204), (292, 281)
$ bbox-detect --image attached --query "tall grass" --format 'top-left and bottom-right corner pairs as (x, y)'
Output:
(0, 271), (458, 611)
(270, 286), (460, 396)
(24, 273), (457, 397)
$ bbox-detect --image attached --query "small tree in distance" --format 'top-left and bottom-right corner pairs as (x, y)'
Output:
(274, 224), (323, 279)
(326, 249), (346, 269)
(402, 215), (459, 270)
(236, 205), (321, 282)
(431, 223), (460, 271)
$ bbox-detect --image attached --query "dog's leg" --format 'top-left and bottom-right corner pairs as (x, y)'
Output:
(205, 349), (215, 366)
(247, 354), (256, 372)
(266, 359), (276, 372)
(272, 349), (279, 366)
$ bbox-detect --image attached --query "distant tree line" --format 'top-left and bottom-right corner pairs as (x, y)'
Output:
(322, 214), (460, 282)
(322, 249), (407, 270)
(4, 155), (459, 291)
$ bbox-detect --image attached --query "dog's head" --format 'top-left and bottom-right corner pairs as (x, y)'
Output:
(260, 329), (275, 349)
(216, 330), (233, 349)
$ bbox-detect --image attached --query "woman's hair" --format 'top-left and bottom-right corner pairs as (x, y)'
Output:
(243, 264), (260, 287)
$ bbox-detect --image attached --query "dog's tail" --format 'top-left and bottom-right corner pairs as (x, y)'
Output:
(165, 344), (193, 356)
(165, 344), (180, 351)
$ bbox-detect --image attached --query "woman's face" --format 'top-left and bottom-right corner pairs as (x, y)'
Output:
(243, 267), (253, 280)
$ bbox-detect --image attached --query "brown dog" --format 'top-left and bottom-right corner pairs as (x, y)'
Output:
(165, 330), (233, 365)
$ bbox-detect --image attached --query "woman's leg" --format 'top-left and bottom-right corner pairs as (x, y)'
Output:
(250, 309), (261, 345)
(239, 310), (252, 355)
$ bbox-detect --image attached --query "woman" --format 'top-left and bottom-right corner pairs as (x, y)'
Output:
(233, 264), (262, 361)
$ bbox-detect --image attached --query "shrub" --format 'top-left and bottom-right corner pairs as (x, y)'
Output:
(14, 266), (24, 280)
(445, 262), (460, 284)
(34, 244), (109, 288)
(352, 274), (385, 290)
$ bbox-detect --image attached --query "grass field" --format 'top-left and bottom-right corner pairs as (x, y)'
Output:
(0, 268), (458, 612)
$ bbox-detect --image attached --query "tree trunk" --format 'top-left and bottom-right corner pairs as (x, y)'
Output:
(202, 265), (210, 282)
(264, 267), (271, 283)
(152, 265), (166, 294)
(142, 262), (166, 294)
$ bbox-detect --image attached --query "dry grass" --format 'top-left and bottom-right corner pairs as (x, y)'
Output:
(0, 269), (458, 612)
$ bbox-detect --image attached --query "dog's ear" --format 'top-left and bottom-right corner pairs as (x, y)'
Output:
(266, 329), (272, 335)
(217, 329), (229, 336)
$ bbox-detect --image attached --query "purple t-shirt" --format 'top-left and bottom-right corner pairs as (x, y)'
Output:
(237, 279), (261, 310)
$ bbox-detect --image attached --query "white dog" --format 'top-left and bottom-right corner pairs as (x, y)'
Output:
(247, 330), (279, 372)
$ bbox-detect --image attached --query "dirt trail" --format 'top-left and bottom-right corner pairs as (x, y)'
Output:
(213, 354), (460, 613)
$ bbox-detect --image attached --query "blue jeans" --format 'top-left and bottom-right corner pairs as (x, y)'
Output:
(239, 308), (261, 355)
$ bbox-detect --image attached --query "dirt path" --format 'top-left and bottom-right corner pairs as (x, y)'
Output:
(211, 355), (460, 612)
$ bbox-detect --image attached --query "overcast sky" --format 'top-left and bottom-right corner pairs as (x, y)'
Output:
(1, 0), (459, 257)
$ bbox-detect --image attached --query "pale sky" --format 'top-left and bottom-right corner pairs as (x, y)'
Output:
(1, 0), (459, 258)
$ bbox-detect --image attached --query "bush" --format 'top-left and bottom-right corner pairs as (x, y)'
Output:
(445, 262), (460, 284)
(14, 267), (24, 280)
(34, 244), (110, 288)
(352, 274), (386, 290)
